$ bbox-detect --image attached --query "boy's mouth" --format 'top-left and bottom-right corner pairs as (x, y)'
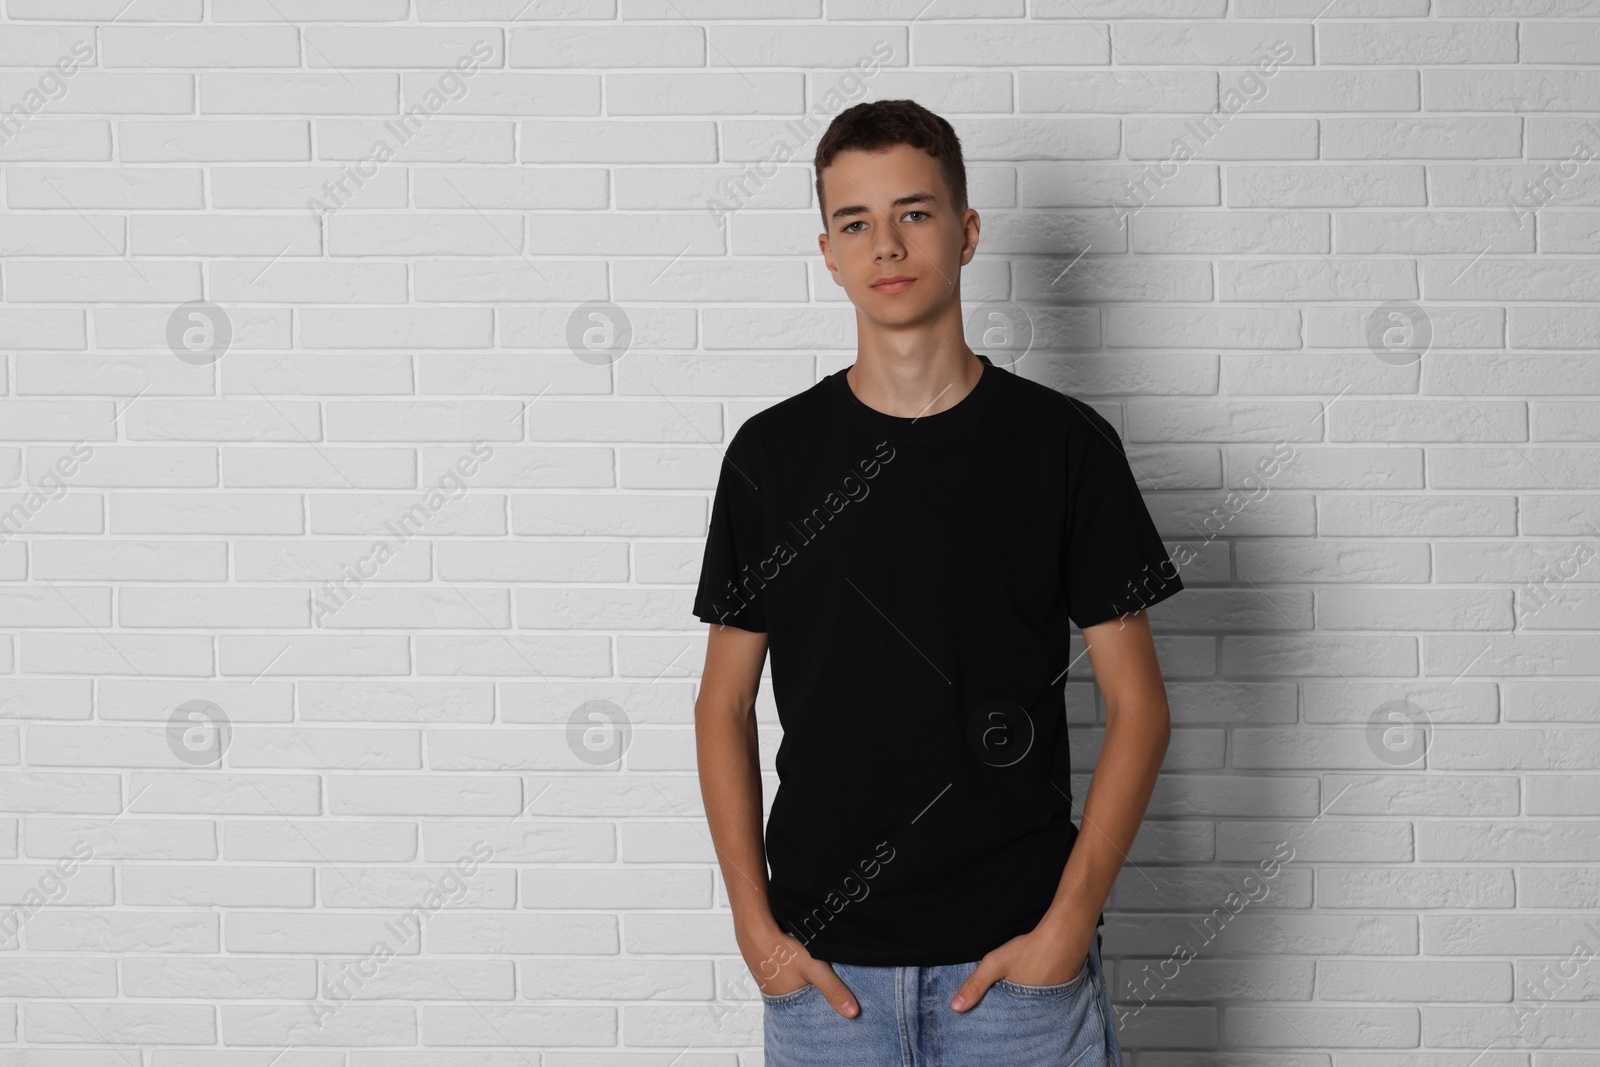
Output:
(870, 276), (916, 293)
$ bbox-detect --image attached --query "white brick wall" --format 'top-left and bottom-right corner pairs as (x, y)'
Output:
(1, 2), (1598, 1063)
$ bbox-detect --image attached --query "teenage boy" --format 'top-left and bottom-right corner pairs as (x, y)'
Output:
(692, 99), (1182, 1066)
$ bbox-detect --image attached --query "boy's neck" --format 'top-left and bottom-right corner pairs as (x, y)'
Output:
(844, 345), (985, 421)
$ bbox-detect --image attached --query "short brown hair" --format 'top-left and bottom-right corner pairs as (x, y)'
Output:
(813, 99), (968, 229)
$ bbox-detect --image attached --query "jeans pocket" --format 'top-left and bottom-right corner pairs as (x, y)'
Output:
(993, 951), (1091, 998)
(760, 981), (821, 1007)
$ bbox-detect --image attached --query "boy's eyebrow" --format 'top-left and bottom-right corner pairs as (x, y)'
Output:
(829, 192), (939, 223)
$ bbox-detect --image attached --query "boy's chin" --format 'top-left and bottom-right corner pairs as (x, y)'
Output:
(854, 305), (934, 327)
(849, 289), (951, 319)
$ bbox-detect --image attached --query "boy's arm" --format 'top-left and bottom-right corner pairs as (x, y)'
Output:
(694, 624), (786, 957)
(951, 608), (1172, 1009)
(1038, 608), (1172, 943)
(695, 623), (866, 1017)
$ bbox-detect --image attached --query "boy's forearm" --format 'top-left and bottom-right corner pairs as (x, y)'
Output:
(1037, 693), (1170, 940)
(695, 697), (784, 941)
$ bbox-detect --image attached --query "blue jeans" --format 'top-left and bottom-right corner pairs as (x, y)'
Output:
(761, 928), (1122, 1066)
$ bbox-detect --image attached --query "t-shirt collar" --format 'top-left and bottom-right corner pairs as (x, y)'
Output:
(828, 353), (999, 440)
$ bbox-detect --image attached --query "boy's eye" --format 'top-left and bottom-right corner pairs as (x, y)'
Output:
(842, 211), (929, 234)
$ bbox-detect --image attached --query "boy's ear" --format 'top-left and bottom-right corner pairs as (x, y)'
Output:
(817, 233), (844, 286)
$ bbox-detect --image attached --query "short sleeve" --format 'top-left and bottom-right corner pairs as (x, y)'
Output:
(1063, 399), (1182, 629)
(693, 423), (769, 632)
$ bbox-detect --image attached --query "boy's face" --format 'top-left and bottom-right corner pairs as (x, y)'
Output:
(817, 143), (978, 327)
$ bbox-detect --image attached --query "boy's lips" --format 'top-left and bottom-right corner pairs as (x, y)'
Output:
(871, 276), (916, 293)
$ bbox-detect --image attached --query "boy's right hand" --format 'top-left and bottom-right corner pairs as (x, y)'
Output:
(741, 927), (859, 1017)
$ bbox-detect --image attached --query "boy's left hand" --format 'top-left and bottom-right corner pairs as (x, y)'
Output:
(947, 922), (1093, 1011)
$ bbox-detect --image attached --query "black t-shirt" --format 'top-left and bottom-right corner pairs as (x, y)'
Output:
(692, 353), (1182, 966)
